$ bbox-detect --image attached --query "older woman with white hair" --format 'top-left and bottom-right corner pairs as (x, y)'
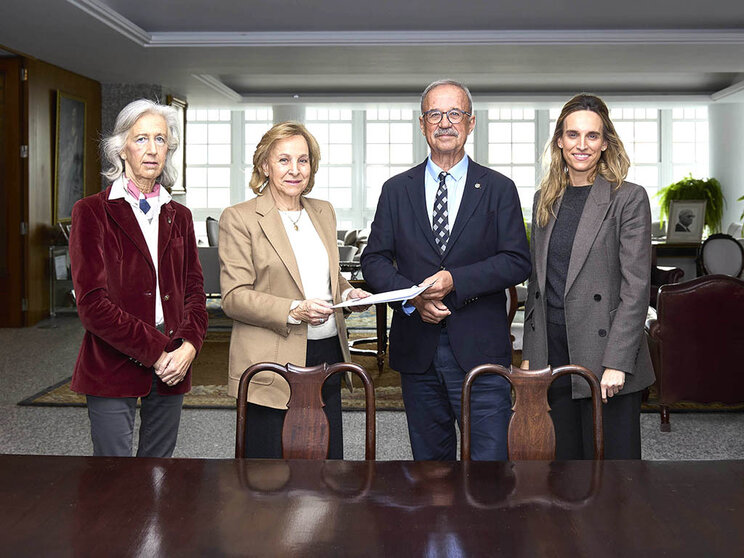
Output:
(69, 99), (208, 457)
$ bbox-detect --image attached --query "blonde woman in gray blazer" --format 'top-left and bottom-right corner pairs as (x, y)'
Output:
(522, 94), (654, 459)
(219, 122), (370, 459)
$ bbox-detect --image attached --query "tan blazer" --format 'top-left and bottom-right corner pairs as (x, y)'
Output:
(219, 190), (352, 409)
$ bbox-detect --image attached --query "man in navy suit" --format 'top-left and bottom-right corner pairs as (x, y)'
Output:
(361, 80), (531, 460)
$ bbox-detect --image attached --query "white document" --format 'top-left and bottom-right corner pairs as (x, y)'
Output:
(333, 282), (434, 308)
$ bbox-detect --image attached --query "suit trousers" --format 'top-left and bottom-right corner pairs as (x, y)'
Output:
(86, 372), (184, 457)
(242, 336), (344, 459)
(547, 321), (642, 459)
(400, 328), (512, 461)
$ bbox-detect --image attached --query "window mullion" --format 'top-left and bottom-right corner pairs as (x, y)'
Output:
(231, 110), (244, 206)
(352, 110), (366, 227)
(659, 108), (673, 192)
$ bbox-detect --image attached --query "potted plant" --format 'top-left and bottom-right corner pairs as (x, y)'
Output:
(657, 175), (725, 234)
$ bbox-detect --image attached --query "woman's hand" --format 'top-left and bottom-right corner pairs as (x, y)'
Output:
(155, 341), (197, 386)
(346, 288), (372, 312)
(290, 298), (334, 326)
(601, 368), (626, 403)
(519, 359), (530, 370)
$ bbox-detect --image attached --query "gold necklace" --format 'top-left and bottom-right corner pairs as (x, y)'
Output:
(283, 207), (303, 231)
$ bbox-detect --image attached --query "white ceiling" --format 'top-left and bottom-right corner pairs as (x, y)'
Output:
(1, 0), (744, 105)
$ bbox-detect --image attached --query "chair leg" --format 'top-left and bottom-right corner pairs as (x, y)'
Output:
(660, 405), (671, 432)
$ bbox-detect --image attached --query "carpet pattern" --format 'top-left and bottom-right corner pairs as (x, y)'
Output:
(18, 307), (744, 414)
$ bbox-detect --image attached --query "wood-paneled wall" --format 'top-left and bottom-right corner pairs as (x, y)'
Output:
(25, 58), (101, 325)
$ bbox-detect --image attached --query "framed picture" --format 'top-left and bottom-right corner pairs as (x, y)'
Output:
(666, 200), (706, 244)
(54, 91), (86, 223)
(167, 95), (187, 194)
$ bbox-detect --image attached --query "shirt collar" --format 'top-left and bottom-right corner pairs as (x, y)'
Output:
(426, 154), (469, 184)
(109, 175), (171, 205)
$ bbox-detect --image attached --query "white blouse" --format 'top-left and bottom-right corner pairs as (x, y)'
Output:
(279, 209), (337, 340)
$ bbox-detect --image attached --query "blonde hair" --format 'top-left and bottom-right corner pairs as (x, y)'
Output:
(536, 93), (630, 227)
(248, 121), (321, 195)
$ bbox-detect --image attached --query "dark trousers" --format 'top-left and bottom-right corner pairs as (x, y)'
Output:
(547, 321), (642, 460)
(400, 328), (512, 461)
(243, 336), (344, 459)
(86, 372), (184, 457)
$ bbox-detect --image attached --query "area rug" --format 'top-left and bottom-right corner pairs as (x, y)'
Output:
(18, 311), (405, 410)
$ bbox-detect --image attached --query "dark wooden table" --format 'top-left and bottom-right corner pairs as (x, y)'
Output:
(2, 455), (743, 557)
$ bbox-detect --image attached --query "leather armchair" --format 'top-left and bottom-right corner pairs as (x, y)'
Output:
(650, 265), (684, 309)
(645, 274), (744, 431)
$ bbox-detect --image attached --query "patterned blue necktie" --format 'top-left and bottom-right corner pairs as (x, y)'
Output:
(139, 198), (151, 214)
(432, 172), (449, 252)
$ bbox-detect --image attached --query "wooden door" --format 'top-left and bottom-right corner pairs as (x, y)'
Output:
(0, 58), (26, 327)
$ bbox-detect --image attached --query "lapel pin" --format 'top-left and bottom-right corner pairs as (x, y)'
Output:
(474, 183), (481, 189)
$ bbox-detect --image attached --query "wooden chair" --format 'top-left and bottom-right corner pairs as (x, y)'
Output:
(235, 361), (376, 459)
(461, 364), (604, 460)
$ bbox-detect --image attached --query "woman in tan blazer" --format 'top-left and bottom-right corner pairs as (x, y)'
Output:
(219, 122), (370, 458)
(521, 94), (654, 459)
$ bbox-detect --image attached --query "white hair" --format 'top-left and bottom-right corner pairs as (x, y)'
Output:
(101, 99), (181, 188)
(420, 79), (474, 114)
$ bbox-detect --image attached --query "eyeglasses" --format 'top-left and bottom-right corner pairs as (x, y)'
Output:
(422, 108), (472, 125)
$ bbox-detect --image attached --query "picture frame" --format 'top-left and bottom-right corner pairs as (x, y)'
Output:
(666, 200), (706, 244)
(53, 91), (86, 223)
(167, 95), (187, 194)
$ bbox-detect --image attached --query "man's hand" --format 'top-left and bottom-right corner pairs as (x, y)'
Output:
(156, 341), (197, 386)
(419, 270), (454, 300)
(601, 368), (626, 403)
(410, 296), (451, 324)
(519, 359), (530, 370)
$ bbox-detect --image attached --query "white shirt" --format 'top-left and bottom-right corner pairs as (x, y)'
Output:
(279, 209), (338, 340)
(108, 175), (172, 326)
(425, 154), (469, 230)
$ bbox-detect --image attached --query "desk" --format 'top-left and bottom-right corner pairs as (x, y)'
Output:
(652, 241), (701, 280)
(1, 455), (742, 556)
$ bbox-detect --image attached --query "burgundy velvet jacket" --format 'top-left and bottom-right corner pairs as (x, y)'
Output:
(69, 186), (208, 397)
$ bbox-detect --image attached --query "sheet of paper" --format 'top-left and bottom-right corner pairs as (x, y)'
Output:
(333, 282), (434, 308)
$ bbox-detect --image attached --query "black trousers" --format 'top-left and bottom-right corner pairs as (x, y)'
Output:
(547, 321), (642, 460)
(243, 336), (344, 459)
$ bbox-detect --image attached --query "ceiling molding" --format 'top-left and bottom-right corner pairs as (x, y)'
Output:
(192, 74), (242, 102)
(63, 3), (744, 48)
(67, 0), (150, 45)
(147, 29), (744, 47)
(711, 79), (744, 101)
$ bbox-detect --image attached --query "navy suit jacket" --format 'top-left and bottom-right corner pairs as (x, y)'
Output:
(361, 158), (531, 374)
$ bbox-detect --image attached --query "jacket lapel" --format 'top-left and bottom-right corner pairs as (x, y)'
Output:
(404, 161), (441, 255)
(157, 202), (176, 266)
(536, 194), (561, 294)
(303, 198), (339, 299)
(564, 176), (612, 294)
(104, 192), (154, 272)
(256, 190), (304, 294)
(443, 158), (485, 259)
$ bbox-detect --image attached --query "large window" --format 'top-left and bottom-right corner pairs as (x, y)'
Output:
(306, 108), (354, 214)
(185, 102), (709, 240)
(488, 108), (537, 209)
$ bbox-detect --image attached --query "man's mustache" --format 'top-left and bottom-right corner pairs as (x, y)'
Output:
(434, 128), (459, 138)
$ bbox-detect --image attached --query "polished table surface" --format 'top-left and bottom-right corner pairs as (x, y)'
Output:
(1, 455), (743, 557)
